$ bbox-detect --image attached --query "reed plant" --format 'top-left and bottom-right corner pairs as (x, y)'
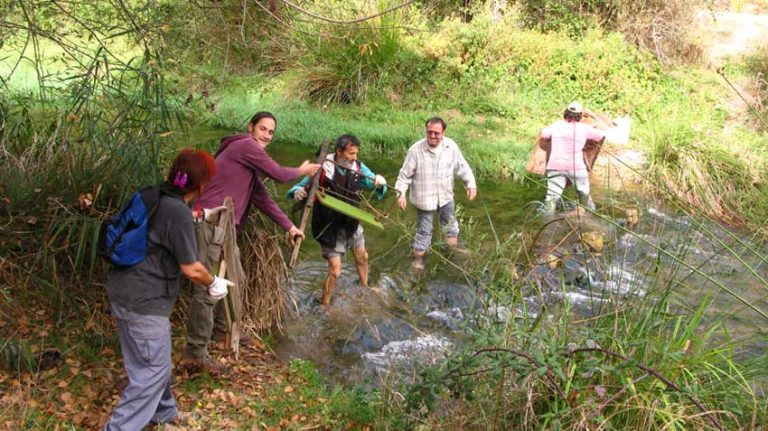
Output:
(742, 44), (768, 131)
(383, 199), (768, 430)
(0, 1), (188, 333)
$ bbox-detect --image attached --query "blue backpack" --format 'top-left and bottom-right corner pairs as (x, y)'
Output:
(98, 186), (166, 267)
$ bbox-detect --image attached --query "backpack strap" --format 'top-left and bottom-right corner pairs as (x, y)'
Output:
(142, 184), (179, 256)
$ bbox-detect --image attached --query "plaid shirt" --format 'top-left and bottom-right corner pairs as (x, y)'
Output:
(395, 137), (477, 211)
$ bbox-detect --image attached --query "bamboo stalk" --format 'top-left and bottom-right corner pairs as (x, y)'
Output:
(289, 139), (330, 269)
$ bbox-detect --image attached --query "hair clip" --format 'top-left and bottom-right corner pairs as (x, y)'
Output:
(173, 171), (188, 188)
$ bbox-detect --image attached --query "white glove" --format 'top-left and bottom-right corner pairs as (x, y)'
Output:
(207, 276), (233, 301)
(203, 205), (228, 222)
(293, 187), (308, 201)
(374, 174), (387, 187)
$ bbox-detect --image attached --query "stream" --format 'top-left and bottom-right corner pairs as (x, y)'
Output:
(190, 130), (768, 385)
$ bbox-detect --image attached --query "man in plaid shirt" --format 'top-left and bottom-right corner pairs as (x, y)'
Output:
(394, 117), (477, 269)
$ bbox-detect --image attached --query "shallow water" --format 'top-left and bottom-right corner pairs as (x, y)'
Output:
(190, 129), (768, 384)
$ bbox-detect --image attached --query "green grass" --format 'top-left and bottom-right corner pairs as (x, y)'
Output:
(245, 359), (376, 430)
(3, 2), (768, 429)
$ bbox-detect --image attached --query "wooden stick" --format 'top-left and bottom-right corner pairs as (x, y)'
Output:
(218, 197), (241, 358)
(217, 259), (231, 331)
(289, 139), (330, 269)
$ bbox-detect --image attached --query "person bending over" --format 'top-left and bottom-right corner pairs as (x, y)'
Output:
(105, 149), (232, 430)
(287, 134), (387, 305)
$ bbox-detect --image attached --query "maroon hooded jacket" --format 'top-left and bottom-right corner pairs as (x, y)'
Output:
(195, 134), (301, 232)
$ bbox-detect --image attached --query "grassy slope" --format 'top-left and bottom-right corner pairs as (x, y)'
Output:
(190, 14), (768, 233)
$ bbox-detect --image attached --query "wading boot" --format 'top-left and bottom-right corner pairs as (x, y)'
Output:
(540, 199), (557, 215)
(578, 192), (596, 211)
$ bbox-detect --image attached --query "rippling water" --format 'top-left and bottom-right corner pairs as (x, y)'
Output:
(192, 128), (768, 384)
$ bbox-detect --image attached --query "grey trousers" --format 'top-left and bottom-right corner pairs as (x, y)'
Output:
(105, 304), (176, 430)
(413, 201), (459, 252)
(185, 221), (234, 359)
(545, 169), (591, 203)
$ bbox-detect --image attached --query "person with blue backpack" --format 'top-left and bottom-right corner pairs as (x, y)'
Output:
(104, 149), (232, 430)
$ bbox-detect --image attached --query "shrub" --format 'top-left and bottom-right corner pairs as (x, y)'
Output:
(742, 45), (768, 131)
(516, 0), (703, 64)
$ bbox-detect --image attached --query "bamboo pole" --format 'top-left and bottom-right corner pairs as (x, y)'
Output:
(289, 139), (330, 269)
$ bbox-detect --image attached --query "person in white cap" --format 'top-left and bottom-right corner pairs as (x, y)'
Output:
(539, 102), (606, 213)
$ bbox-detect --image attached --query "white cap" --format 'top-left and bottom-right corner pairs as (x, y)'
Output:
(567, 101), (583, 114)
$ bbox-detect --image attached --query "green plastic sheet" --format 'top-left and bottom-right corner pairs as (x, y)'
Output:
(316, 191), (384, 230)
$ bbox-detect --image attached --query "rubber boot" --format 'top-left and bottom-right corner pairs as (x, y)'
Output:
(578, 192), (596, 211)
(541, 199), (557, 215)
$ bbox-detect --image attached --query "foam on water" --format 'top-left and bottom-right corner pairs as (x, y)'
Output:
(426, 308), (464, 329)
(362, 334), (453, 371)
(602, 264), (645, 296)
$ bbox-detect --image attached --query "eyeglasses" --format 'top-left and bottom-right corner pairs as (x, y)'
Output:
(427, 131), (442, 136)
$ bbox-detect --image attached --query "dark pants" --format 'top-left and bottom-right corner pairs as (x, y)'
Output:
(185, 221), (235, 358)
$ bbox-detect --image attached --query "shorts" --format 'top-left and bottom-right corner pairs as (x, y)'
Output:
(321, 225), (365, 259)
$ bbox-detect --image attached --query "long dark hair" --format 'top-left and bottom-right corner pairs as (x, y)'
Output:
(249, 111), (277, 128)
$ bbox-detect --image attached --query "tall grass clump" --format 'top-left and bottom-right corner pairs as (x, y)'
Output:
(742, 45), (768, 131)
(0, 77), (183, 311)
(384, 205), (768, 430)
(640, 103), (768, 228)
(402, 293), (765, 429)
(280, 0), (415, 104)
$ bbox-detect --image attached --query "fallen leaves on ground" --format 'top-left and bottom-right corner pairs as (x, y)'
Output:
(0, 303), (360, 431)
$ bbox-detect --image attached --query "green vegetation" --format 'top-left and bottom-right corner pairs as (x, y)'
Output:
(742, 46), (768, 132)
(402, 298), (761, 429)
(2, 0), (768, 430)
(253, 359), (376, 429)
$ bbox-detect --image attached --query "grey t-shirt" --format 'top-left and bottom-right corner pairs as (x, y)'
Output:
(106, 192), (198, 316)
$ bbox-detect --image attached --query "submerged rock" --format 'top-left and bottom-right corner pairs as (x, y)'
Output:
(338, 316), (416, 355)
(413, 281), (480, 314)
(581, 231), (604, 252)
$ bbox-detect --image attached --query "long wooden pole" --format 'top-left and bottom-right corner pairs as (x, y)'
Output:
(219, 196), (241, 357)
(289, 139), (330, 269)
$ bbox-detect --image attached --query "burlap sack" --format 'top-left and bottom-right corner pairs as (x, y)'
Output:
(526, 136), (550, 175)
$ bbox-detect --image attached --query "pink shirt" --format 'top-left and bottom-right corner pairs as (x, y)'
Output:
(540, 120), (605, 172)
